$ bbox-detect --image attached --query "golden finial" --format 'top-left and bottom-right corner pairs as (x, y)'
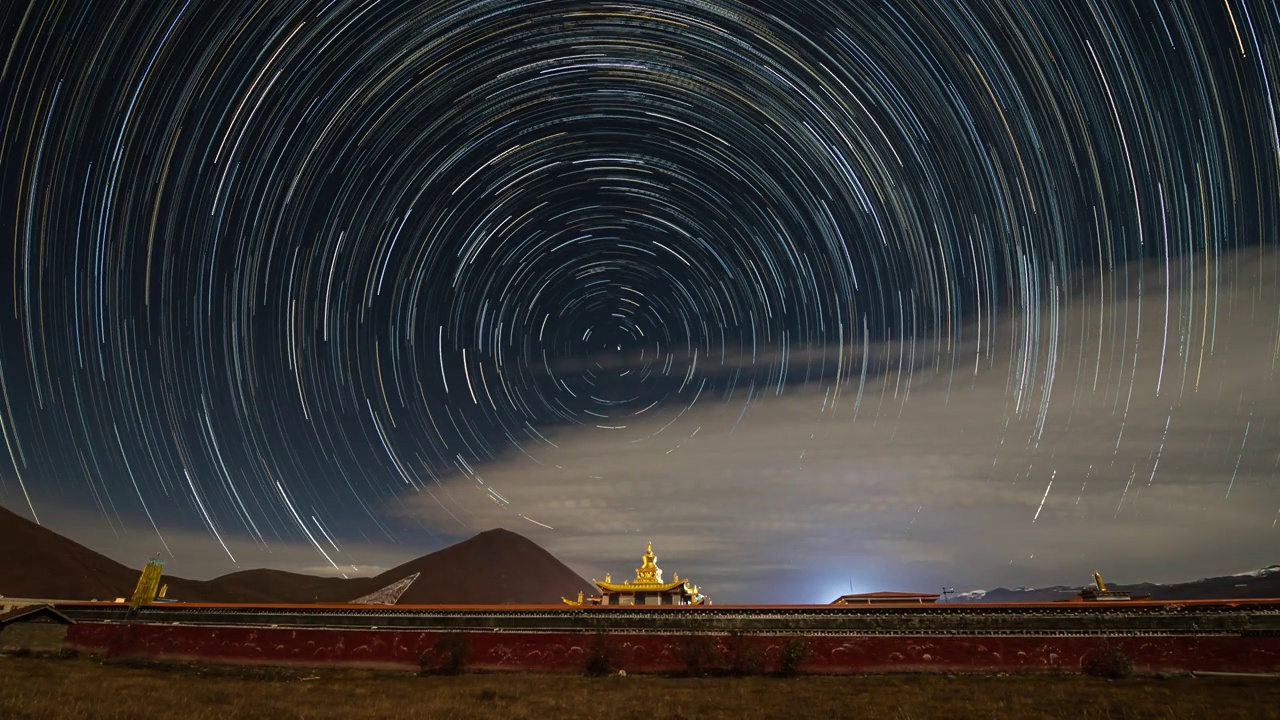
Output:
(635, 540), (662, 584)
(605, 573), (611, 583)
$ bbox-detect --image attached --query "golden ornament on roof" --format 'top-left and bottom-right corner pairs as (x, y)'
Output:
(635, 540), (663, 584)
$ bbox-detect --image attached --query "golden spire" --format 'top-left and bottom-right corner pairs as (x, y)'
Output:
(635, 540), (663, 584)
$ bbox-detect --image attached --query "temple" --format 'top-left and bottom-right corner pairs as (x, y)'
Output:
(564, 542), (709, 606)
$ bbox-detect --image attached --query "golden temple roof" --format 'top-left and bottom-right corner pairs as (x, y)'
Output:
(590, 541), (706, 600)
(595, 578), (689, 593)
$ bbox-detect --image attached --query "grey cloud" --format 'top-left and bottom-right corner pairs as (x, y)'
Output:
(398, 251), (1280, 602)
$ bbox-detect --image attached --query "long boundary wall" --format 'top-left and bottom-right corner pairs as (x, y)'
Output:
(63, 622), (1280, 675)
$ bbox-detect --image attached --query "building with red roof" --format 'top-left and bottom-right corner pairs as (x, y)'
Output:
(831, 591), (940, 605)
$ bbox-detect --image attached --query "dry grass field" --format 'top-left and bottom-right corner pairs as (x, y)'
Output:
(1, 654), (1277, 719)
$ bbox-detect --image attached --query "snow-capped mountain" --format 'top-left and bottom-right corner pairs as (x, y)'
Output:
(1230, 565), (1280, 579)
(952, 567), (1280, 603)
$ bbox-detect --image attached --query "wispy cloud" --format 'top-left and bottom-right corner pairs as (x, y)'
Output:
(398, 251), (1280, 602)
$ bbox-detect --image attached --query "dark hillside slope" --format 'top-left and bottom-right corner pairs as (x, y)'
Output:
(0, 505), (140, 600)
(354, 528), (596, 605)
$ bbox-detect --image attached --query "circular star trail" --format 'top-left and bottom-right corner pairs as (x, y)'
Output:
(0, 0), (1278, 570)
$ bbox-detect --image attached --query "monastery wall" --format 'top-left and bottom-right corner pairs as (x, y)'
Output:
(62, 622), (1280, 675)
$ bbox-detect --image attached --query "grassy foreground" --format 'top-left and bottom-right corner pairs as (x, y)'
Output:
(1, 655), (1277, 719)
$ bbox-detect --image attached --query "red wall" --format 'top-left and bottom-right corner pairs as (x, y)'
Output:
(64, 623), (1280, 675)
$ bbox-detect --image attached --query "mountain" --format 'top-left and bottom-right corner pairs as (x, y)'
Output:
(0, 504), (246, 602)
(169, 569), (359, 604)
(0, 506), (594, 605)
(167, 528), (597, 605)
(0, 504), (143, 600)
(349, 528), (597, 605)
(954, 567), (1280, 603)
(9, 503), (1272, 606)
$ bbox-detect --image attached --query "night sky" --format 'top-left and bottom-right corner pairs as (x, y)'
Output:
(1, 0), (1279, 603)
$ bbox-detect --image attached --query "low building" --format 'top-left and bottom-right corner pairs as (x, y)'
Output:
(565, 542), (709, 606)
(0, 605), (74, 653)
(1, 597), (86, 615)
(831, 591), (940, 605)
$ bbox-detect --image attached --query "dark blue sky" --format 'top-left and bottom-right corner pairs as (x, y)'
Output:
(1, 0), (1278, 602)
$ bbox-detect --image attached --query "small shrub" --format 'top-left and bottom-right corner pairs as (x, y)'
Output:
(680, 635), (721, 677)
(777, 637), (810, 677)
(724, 632), (763, 676)
(584, 633), (616, 677)
(420, 632), (469, 675)
(1082, 644), (1134, 679)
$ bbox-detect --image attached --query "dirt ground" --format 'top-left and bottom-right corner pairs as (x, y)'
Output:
(2, 654), (1277, 719)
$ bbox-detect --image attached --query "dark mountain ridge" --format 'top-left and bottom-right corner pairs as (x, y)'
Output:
(0, 504), (141, 600)
(5, 504), (1277, 605)
(954, 567), (1280, 603)
(0, 505), (593, 604)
